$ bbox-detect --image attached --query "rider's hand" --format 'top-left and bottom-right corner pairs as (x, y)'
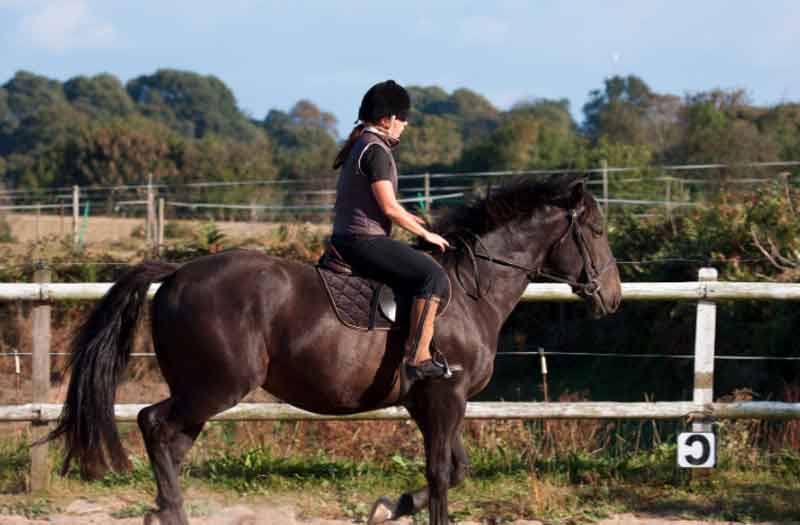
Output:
(422, 231), (450, 252)
(412, 215), (426, 225)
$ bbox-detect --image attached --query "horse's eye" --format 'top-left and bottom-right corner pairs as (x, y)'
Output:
(589, 221), (604, 236)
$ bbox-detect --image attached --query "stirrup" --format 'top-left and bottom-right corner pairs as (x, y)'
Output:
(407, 358), (447, 379)
(432, 349), (454, 379)
(398, 357), (451, 398)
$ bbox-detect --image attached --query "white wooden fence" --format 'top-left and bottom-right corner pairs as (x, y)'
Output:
(3, 268), (800, 490)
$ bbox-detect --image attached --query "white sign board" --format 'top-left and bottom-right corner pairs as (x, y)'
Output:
(677, 432), (716, 468)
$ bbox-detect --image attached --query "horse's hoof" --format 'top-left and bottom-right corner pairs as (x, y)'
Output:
(143, 510), (184, 525)
(367, 496), (394, 525)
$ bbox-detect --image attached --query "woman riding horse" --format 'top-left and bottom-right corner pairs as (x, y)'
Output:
(330, 80), (451, 392)
(44, 155), (622, 524)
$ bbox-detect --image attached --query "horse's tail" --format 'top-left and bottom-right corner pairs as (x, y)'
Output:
(42, 261), (179, 480)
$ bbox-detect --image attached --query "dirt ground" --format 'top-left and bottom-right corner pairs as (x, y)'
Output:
(4, 213), (327, 245)
(0, 495), (796, 525)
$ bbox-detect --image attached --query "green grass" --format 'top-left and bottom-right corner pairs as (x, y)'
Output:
(1, 427), (799, 524)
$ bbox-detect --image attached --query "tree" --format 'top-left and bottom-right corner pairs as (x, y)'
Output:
(167, 134), (279, 209)
(2, 71), (66, 129)
(643, 93), (683, 161)
(0, 88), (10, 137)
(0, 71), (70, 155)
(583, 75), (653, 143)
(64, 74), (137, 119)
(758, 103), (800, 161)
(288, 100), (338, 138)
(127, 69), (259, 141)
(511, 98), (574, 130)
(406, 86), (450, 117)
(261, 103), (338, 184)
(393, 86), (501, 171)
(56, 117), (178, 187)
(395, 114), (463, 171)
(676, 89), (778, 164)
(407, 86), (499, 146)
(583, 75), (683, 161)
(460, 102), (582, 172)
(7, 102), (86, 154)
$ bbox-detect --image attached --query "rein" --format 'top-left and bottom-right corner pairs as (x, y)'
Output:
(447, 206), (616, 315)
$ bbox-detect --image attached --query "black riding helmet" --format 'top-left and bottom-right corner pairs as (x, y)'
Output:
(358, 80), (410, 123)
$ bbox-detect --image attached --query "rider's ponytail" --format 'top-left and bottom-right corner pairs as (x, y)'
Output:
(333, 123), (366, 169)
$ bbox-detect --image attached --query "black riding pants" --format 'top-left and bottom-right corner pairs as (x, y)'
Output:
(331, 235), (448, 299)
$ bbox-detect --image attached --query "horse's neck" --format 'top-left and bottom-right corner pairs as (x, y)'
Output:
(458, 228), (548, 333)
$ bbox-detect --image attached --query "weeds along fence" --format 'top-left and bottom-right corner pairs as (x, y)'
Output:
(2, 268), (800, 490)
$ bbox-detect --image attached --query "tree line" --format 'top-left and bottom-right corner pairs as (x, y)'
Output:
(1, 69), (799, 196)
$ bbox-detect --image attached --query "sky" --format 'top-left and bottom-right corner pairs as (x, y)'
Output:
(1, 0), (799, 136)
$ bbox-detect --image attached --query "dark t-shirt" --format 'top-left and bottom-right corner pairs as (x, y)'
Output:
(360, 145), (394, 183)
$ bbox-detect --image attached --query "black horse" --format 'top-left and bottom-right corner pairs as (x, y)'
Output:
(46, 174), (621, 525)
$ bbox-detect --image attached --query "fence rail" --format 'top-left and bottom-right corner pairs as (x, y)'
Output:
(2, 401), (800, 422)
(4, 270), (800, 491)
(2, 281), (800, 302)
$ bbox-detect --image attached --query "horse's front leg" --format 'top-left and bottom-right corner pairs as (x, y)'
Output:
(369, 431), (467, 523)
(368, 389), (467, 525)
(426, 408), (453, 524)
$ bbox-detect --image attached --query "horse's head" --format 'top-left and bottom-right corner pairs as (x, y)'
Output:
(541, 179), (621, 317)
(433, 175), (621, 317)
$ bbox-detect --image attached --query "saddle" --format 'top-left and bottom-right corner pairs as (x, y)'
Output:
(316, 243), (451, 331)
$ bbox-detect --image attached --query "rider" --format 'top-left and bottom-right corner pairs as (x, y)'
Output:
(330, 80), (451, 394)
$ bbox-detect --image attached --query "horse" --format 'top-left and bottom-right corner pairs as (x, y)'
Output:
(44, 174), (621, 525)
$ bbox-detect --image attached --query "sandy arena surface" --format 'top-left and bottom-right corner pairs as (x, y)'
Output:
(0, 497), (797, 525)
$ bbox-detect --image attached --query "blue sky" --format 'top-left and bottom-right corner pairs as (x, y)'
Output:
(1, 0), (799, 136)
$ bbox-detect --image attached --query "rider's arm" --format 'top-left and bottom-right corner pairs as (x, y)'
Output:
(363, 146), (449, 250)
(371, 180), (428, 236)
(360, 145), (426, 235)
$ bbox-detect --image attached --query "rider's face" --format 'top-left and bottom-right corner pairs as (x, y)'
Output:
(378, 116), (408, 139)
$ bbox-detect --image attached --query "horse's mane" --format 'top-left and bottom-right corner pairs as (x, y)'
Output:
(432, 173), (593, 237)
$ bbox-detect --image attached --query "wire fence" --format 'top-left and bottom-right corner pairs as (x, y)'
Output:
(1, 160), (797, 221)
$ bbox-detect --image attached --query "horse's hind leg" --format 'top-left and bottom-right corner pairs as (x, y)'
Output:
(138, 399), (186, 525)
(137, 397), (223, 525)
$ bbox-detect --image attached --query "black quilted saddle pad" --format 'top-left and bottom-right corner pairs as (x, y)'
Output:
(316, 267), (451, 332)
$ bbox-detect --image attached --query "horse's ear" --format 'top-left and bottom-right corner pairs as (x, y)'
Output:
(566, 177), (587, 207)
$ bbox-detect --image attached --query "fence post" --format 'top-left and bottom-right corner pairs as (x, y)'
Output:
(35, 204), (41, 243)
(72, 185), (79, 248)
(538, 346), (549, 402)
(601, 160), (609, 221)
(693, 267), (717, 432)
(146, 173), (155, 247)
(423, 172), (431, 213)
(30, 266), (52, 492)
(665, 176), (673, 221)
(157, 197), (165, 254)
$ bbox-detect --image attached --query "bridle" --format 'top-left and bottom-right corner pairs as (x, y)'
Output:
(448, 205), (617, 315)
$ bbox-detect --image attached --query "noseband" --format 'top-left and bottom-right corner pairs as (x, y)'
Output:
(449, 206), (616, 315)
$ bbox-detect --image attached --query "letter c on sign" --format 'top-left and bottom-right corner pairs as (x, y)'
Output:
(678, 432), (715, 468)
(684, 434), (711, 466)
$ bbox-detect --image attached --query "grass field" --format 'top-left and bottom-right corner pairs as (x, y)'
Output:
(0, 418), (799, 524)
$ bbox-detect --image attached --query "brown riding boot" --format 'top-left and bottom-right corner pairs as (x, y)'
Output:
(399, 296), (448, 397)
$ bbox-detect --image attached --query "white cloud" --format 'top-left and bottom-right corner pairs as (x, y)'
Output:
(17, 0), (115, 52)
